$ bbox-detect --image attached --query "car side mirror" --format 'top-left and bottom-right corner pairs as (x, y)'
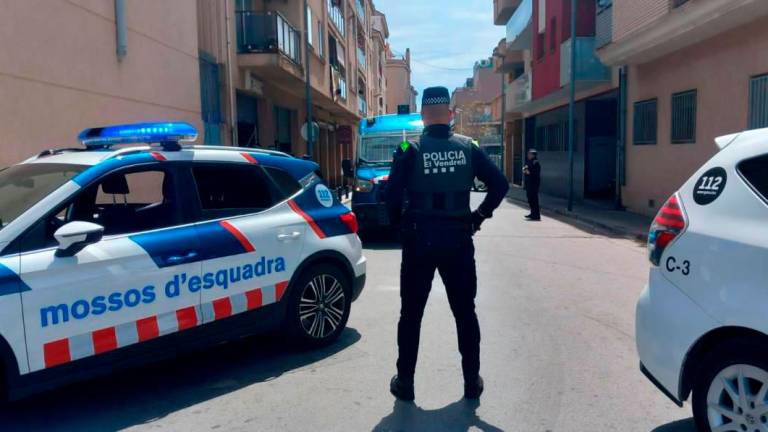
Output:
(341, 159), (354, 179)
(54, 221), (104, 257)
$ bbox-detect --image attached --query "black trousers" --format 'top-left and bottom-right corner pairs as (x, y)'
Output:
(397, 227), (480, 382)
(526, 188), (540, 219)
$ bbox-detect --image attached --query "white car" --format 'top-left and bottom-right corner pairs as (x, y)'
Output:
(637, 128), (768, 432)
(0, 122), (366, 400)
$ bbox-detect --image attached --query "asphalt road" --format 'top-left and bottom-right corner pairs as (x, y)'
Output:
(2, 194), (696, 431)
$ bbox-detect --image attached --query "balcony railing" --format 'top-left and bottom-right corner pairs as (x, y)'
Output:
(560, 37), (610, 87)
(357, 47), (366, 70)
(236, 11), (301, 65)
(505, 0), (531, 49)
(327, 0), (345, 36)
(507, 72), (531, 112)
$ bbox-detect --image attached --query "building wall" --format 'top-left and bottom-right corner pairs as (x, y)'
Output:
(0, 0), (202, 167)
(623, 15), (768, 215)
(612, 0), (669, 43)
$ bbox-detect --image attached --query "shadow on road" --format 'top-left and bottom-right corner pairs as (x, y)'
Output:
(0, 328), (361, 431)
(373, 399), (505, 432)
(651, 418), (697, 432)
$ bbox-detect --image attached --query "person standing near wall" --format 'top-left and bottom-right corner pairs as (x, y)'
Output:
(523, 149), (541, 221)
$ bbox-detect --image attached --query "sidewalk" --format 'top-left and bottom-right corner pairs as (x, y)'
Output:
(506, 186), (653, 241)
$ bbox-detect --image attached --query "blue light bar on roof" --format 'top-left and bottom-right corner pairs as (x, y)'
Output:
(78, 122), (198, 149)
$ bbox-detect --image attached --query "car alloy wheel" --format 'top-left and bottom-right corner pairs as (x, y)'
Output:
(299, 274), (346, 339)
(706, 364), (768, 432)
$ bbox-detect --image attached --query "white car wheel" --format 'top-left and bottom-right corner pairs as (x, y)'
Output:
(705, 364), (768, 432)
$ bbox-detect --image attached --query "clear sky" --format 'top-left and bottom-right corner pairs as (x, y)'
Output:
(374, 0), (506, 107)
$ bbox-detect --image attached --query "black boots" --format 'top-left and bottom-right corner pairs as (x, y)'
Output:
(390, 375), (484, 401)
(390, 375), (415, 401)
(464, 376), (484, 399)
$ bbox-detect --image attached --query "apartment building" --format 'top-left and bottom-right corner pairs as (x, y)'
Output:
(198, 0), (395, 189)
(370, 10), (390, 116)
(597, 0), (768, 216)
(451, 60), (503, 139)
(0, 0), (202, 167)
(385, 48), (418, 114)
(494, 0), (618, 202)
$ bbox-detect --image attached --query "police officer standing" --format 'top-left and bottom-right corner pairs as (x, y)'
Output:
(523, 149), (541, 221)
(385, 87), (509, 401)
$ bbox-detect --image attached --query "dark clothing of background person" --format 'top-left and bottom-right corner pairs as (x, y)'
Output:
(524, 157), (541, 220)
(385, 123), (509, 389)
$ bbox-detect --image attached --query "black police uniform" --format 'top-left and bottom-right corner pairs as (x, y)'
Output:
(524, 156), (541, 220)
(385, 116), (509, 399)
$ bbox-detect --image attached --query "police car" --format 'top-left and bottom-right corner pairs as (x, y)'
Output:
(636, 128), (768, 432)
(0, 122), (366, 400)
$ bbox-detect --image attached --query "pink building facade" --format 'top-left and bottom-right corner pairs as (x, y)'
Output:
(0, 0), (202, 167)
(599, 0), (768, 215)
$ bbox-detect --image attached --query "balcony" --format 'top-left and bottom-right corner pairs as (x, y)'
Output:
(236, 11), (301, 65)
(327, 0), (345, 36)
(506, 72), (531, 114)
(597, 0), (768, 65)
(505, 0), (532, 50)
(494, 0), (523, 25)
(560, 37), (610, 87)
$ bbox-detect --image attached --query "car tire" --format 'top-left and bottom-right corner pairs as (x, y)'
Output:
(285, 263), (351, 349)
(692, 339), (768, 432)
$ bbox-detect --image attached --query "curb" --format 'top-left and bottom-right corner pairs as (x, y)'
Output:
(507, 194), (649, 242)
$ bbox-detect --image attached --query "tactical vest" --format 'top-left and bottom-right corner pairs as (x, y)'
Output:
(406, 132), (475, 219)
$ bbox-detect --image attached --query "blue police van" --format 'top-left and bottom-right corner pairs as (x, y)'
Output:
(342, 113), (424, 232)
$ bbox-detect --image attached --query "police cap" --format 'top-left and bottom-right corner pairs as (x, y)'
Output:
(422, 86), (450, 106)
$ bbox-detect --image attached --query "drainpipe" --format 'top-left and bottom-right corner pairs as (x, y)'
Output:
(114, 0), (127, 61)
(304, 0), (315, 158)
(616, 65), (628, 209)
(224, 1), (238, 146)
(566, 0), (577, 212)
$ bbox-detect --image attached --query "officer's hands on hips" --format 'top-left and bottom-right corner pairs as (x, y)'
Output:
(471, 210), (486, 234)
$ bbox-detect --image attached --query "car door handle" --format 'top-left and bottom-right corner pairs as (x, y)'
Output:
(165, 251), (199, 266)
(277, 232), (302, 241)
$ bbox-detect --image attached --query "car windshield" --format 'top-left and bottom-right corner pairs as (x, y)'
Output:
(0, 163), (86, 230)
(359, 134), (421, 165)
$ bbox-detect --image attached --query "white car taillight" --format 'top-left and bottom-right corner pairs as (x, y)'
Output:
(648, 193), (687, 266)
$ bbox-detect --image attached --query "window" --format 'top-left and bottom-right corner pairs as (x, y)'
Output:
(633, 99), (658, 145)
(306, 6), (314, 47)
(550, 18), (557, 53)
(20, 167), (181, 252)
(265, 167), (302, 199)
(0, 163), (85, 231)
(738, 154), (768, 202)
(672, 0), (690, 8)
(318, 20), (325, 57)
(536, 32), (545, 60)
(670, 90), (697, 143)
(192, 164), (275, 219)
(748, 73), (768, 130)
(535, 122), (570, 152)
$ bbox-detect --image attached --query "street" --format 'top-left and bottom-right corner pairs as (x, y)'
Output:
(1, 194), (694, 432)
